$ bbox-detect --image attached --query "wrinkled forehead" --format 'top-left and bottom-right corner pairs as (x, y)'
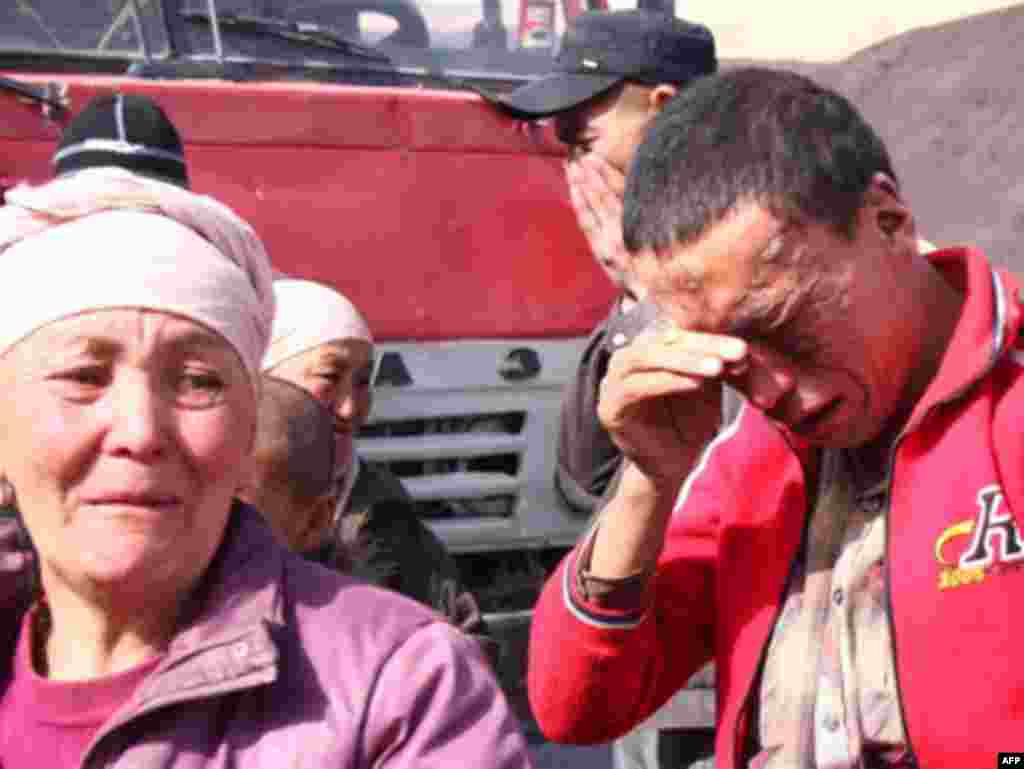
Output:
(0, 308), (241, 371)
(637, 203), (794, 332)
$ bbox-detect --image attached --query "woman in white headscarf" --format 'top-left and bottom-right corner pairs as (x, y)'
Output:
(0, 168), (527, 769)
(262, 279), (375, 517)
(263, 280), (483, 631)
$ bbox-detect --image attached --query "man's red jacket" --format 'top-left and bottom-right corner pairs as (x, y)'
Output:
(528, 247), (1024, 768)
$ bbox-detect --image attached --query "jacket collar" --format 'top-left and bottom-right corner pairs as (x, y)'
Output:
(905, 246), (1021, 429)
(129, 502), (286, 708)
(1, 504), (287, 722)
(773, 246), (1020, 461)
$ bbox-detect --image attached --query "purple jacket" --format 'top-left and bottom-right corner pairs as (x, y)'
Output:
(0, 505), (532, 769)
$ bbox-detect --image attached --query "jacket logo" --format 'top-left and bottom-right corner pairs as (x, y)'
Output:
(934, 485), (1024, 590)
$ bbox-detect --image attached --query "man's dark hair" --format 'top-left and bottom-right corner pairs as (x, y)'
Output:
(623, 67), (898, 252)
(251, 376), (336, 512)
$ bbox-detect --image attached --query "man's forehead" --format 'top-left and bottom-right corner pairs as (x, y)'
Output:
(648, 203), (790, 330)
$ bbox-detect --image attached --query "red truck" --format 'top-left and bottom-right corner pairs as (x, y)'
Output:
(0, 0), (624, 700)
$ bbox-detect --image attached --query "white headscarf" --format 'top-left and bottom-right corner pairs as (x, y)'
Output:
(263, 278), (374, 515)
(262, 278), (373, 372)
(0, 168), (274, 382)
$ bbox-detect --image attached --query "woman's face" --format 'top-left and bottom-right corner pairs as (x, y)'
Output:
(266, 339), (374, 469)
(0, 309), (256, 603)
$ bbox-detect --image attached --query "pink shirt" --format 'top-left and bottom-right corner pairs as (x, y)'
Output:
(0, 604), (161, 768)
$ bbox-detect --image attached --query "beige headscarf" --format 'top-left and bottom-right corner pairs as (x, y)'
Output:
(262, 278), (373, 372)
(0, 167), (274, 381)
(263, 278), (374, 516)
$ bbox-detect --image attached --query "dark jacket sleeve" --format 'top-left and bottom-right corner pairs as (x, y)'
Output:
(349, 498), (461, 608)
(338, 463), (474, 624)
(555, 298), (660, 514)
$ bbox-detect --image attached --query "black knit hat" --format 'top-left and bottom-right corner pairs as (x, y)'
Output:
(483, 10), (716, 120)
(53, 93), (189, 188)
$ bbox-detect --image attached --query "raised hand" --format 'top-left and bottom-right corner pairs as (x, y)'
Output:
(565, 153), (644, 298)
(597, 317), (747, 489)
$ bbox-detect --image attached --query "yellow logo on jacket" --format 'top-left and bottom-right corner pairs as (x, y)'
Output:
(934, 485), (1024, 590)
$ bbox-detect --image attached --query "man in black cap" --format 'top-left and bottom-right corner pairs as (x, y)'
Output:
(53, 92), (189, 188)
(484, 10), (718, 769)
(485, 8), (719, 521)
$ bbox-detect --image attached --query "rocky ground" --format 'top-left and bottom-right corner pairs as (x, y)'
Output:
(731, 3), (1024, 267)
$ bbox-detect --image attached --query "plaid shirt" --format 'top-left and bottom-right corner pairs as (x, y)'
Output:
(750, 448), (912, 769)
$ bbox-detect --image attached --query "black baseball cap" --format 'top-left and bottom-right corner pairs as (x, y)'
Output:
(53, 93), (189, 188)
(486, 10), (716, 120)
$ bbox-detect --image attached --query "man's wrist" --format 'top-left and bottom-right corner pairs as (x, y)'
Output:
(617, 459), (689, 509)
(584, 461), (682, 581)
(575, 526), (651, 610)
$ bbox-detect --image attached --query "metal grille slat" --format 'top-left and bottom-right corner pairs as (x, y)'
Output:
(402, 472), (521, 501)
(358, 432), (526, 463)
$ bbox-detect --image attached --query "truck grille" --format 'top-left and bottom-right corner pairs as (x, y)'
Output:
(355, 338), (590, 554)
(359, 411), (527, 518)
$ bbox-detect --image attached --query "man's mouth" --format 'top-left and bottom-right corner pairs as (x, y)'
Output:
(790, 399), (842, 436)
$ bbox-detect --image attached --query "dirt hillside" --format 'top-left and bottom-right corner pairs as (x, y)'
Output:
(731, 3), (1024, 267)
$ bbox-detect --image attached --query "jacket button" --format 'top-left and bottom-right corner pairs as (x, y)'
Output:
(832, 588), (844, 606)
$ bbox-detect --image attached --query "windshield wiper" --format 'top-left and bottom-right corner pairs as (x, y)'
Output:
(182, 10), (392, 63)
(0, 74), (67, 113)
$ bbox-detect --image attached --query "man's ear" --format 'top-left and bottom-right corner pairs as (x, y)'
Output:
(863, 172), (915, 243)
(648, 84), (678, 114)
(296, 492), (337, 553)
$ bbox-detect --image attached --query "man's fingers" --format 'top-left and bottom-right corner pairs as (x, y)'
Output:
(568, 180), (600, 238)
(597, 335), (747, 428)
(603, 368), (706, 397)
(608, 359), (723, 392)
(635, 325), (748, 362)
(566, 164), (596, 217)
(597, 335), (730, 471)
(569, 155), (622, 224)
(567, 171), (589, 215)
(581, 153), (627, 199)
(598, 369), (704, 421)
(576, 157), (622, 218)
(605, 343), (730, 399)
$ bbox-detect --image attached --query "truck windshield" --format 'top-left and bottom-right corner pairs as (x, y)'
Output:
(0, 0), (627, 88)
(180, 9), (394, 63)
(0, 1), (171, 59)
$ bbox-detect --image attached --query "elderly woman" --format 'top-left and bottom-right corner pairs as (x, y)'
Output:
(262, 279), (483, 629)
(0, 168), (530, 768)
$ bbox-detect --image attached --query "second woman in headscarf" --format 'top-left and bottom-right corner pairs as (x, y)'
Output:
(263, 278), (484, 631)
